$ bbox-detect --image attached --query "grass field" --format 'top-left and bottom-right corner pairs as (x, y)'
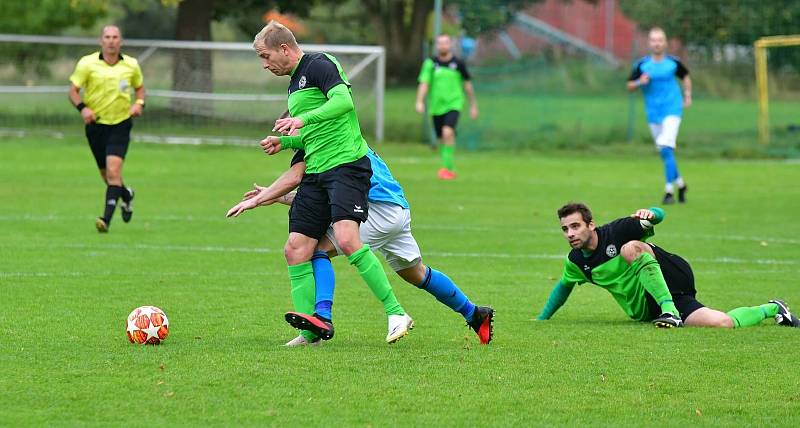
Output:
(2, 136), (799, 426)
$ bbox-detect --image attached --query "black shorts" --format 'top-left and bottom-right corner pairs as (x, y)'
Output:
(646, 246), (705, 320)
(85, 118), (132, 169)
(432, 110), (460, 138)
(289, 155), (372, 240)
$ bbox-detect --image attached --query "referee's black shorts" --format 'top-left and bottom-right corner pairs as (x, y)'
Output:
(431, 110), (460, 138)
(646, 245), (705, 320)
(85, 118), (132, 169)
(289, 155), (372, 240)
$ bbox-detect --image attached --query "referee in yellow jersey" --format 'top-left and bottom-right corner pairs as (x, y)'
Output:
(68, 25), (145, 233)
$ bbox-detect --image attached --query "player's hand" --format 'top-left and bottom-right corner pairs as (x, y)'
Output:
(226, 197), (260, 218)
(639, 73), (650, 86)
(415, 100), (425, 114)
(260, 136), (281, 155)
(470, 104), (479, 120)
(684, 93), (692, 108)
(632, 209), (655, 220)
(273, 117), (304, 135)
(129, 103), (143, 117)
(242, 183), (268, 201)
(80, 107), (96, 124)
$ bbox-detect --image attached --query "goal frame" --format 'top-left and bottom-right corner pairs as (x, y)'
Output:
(0, 33), (386, 142)
(754, 34), (800, 145)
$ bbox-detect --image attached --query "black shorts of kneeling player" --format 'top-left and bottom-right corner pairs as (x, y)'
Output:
(432, 110), (460, 138)
(288, 155), (372, 240)
(645, 245), (706, 320)
(85, 118), (133, 169)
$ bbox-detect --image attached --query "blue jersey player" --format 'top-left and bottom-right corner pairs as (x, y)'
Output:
(627, 27), (692, 205)
(227, 147), (494, 345)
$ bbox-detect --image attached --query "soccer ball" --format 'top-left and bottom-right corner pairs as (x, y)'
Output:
(126, 306), (169, 345)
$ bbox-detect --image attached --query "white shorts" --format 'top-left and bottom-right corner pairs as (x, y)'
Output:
(326, 202), (422, 272)
(648, 115), (681, 149)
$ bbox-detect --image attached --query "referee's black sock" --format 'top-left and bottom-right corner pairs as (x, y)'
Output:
(120, 183), (132, 203)
(103, 185), (124, 223)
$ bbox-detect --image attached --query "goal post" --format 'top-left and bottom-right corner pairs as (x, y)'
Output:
(754, 34), (800, 146)
(0, 33), (385, 142)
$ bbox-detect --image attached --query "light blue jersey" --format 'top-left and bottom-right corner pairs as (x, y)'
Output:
(629, 55), (689, 123)
(366, 149), (409, 209)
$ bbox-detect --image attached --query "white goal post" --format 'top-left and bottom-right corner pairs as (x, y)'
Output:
(0, 33), (385, 142)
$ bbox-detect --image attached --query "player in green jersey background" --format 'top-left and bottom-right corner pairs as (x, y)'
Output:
(536, 202), (799, 329)
(415, 34), (478, 180)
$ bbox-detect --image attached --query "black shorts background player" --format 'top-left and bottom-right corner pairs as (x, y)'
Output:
(68, 25), (145, 233)
(415, 34), (478, 180)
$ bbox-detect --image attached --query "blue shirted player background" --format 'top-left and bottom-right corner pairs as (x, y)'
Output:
(628, 27), (692, 204)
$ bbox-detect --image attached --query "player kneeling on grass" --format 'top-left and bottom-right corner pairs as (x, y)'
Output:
(227, 147), (494, 345)
(535, 202), (799, 329)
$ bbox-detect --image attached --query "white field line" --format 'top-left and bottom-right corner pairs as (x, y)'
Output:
(4, 242), (798, 266)
(1, 214), (798, 246)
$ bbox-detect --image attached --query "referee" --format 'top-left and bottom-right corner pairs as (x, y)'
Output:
(68, 25), (145, 232)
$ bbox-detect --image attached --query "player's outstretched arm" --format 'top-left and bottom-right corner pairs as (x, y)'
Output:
(273, 84), (353, 135)
(226, 162), (305, 217)
(630, 207), (665, 225)
(535, 280), (575, 320)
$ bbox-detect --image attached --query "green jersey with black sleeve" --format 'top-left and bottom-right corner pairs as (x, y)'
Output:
(278, 53), (368, 174)
(417, 56), (471, 116)
(558, 216), (659, 321)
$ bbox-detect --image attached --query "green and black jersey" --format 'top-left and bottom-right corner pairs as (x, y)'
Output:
(280, 52), (368, 174)
(560, 217), (657, 321)
(417, 56), (471, 116)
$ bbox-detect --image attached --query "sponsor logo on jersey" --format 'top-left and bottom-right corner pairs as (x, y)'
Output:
(299, 75), (307, 89)
(606, 244), (618, 258)
(449, 61), (457, 69)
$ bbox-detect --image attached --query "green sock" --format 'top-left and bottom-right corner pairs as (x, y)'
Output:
(440, 144), (455, 170)
(348, 245), (404, 316)
(288, 262), (317, 341)
(727, 303), (778, 328)
(633, 252), (680, 317)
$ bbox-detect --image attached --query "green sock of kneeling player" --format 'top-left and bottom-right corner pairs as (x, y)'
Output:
(633, 252), (680, 317)
(727, 303), (779, 328)
(348, 245), (405, 316)
(288, 262), (317, 342)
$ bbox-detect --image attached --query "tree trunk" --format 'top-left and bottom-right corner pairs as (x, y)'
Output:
(363, 0), (434, 84)
(172, 0), (214, 116)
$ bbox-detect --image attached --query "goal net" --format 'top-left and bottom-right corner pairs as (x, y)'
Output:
(0, 34), (385, 144)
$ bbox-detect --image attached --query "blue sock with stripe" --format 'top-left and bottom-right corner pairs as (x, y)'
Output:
(417, 266), (476, 322)
(311, 251), (334, 321)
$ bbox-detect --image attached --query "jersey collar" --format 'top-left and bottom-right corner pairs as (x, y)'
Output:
(290, 54), (304, 77)
(99, 52), (125, 63)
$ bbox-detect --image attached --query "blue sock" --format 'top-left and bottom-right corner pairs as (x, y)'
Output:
(417, 266), (476, 322)
(659, 146), (680, 185)
(311, 251), (334, 321)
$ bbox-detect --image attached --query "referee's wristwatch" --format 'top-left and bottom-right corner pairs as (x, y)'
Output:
(135, 99), (145, 107)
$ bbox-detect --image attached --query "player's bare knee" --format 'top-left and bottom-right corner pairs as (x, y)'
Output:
(715, 314), (735, 328)
(333, 233), (360, 255)
(441, 127), (455, 141)
(621, 241), (652, 263)
(284, 238), (313, 265)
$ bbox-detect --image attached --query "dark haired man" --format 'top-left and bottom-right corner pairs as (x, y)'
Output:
(536, 202), (799, 329)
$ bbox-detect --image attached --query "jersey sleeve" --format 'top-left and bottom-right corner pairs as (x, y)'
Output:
(69, 57), (89, 88)
(456, 59), (471, 81)
(417, 58), (434, 84)
(627, 60), (643, 81)
(131, 59), (144, 88)
(673, 57), (689, 79)
(608, 217), (654, 242)
(310, 57), (346, 98)
(290, 149), (305, 167)
(559, 258), (586, 285)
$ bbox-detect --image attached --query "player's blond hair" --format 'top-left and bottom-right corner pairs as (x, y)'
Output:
(648, 27), (667, 39)
(253, 20), (298, 50)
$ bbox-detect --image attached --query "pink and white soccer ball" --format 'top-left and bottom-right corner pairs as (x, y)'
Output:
(126, 306), (169, 345)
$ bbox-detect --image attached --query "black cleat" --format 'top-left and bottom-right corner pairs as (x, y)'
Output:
(285, 312), (335, 340)
(120, 187), (134, 223)
(95, 217), (109, 233)
(662, 193), (675, 205)
(677, 185), (688, 203)
(652, 312), (684, 328)
(468, 306), (494, 344)
(769, 300), (800, 327)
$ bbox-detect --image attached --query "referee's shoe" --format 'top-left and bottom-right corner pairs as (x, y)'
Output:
(120, 186), (134, 223)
